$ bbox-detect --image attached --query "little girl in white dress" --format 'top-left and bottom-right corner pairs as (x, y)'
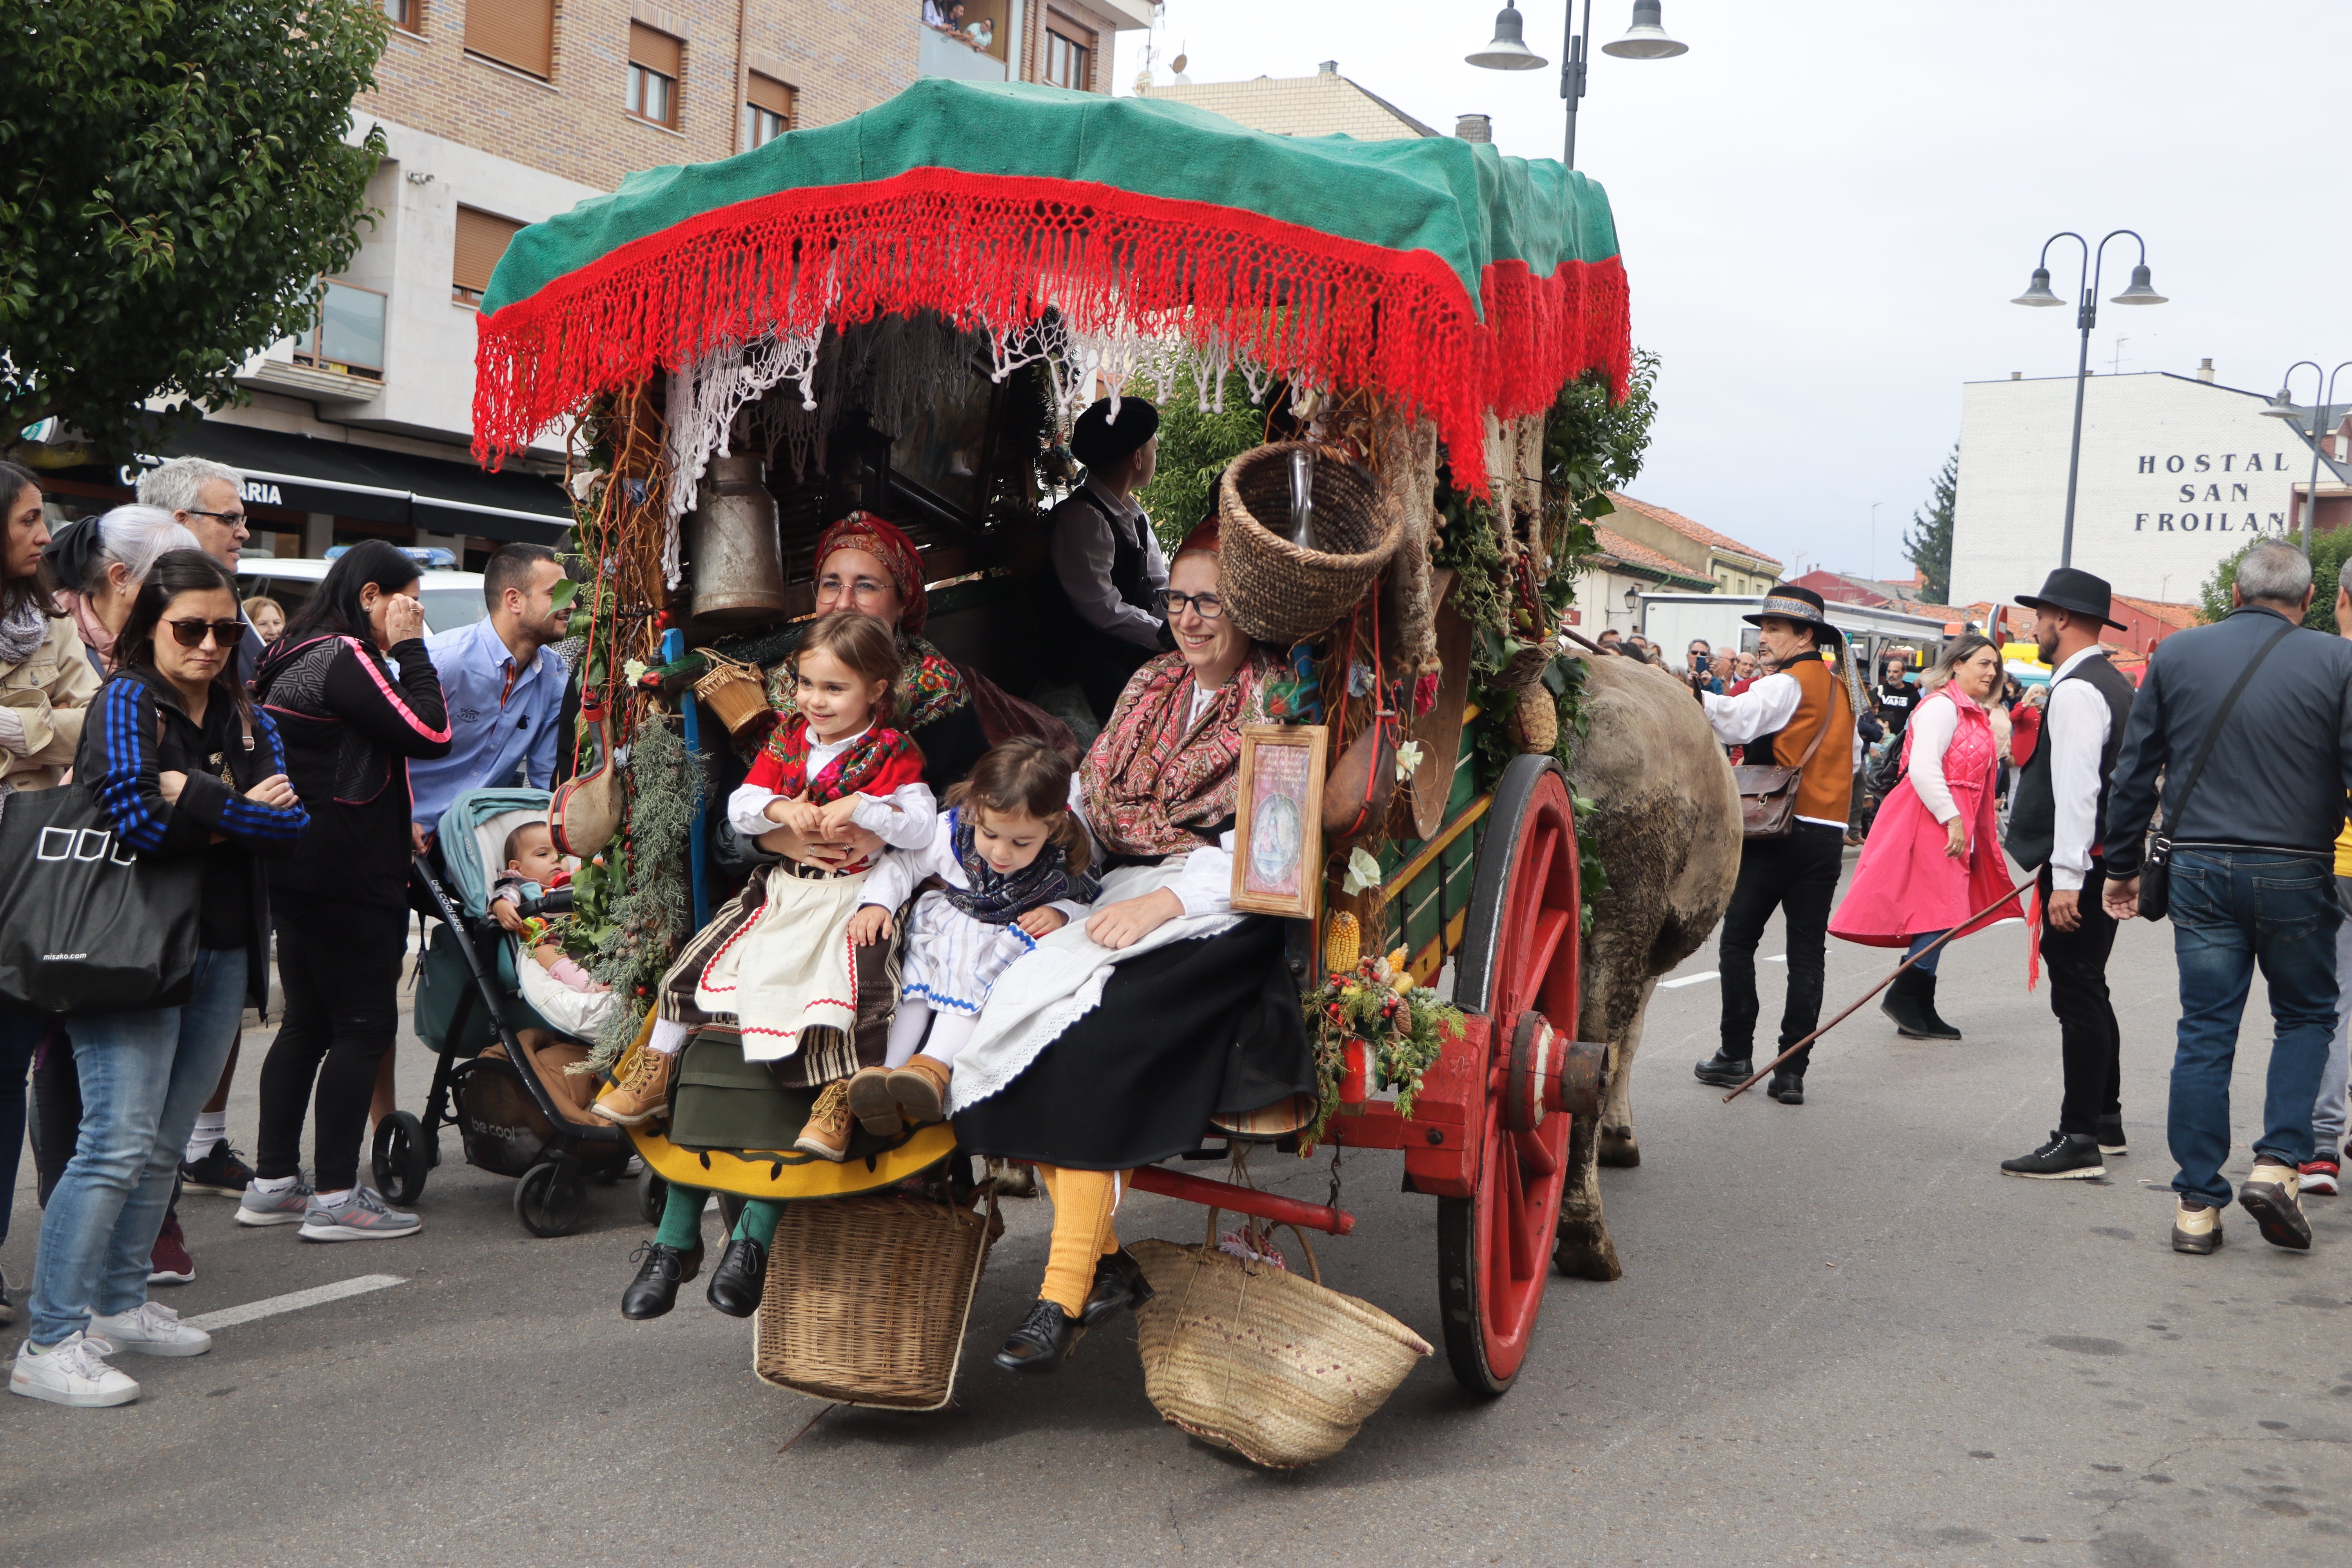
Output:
(843, 736), (1097, 1135)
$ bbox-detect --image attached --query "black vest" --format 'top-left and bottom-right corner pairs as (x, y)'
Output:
(2004, 652), (2136, 872)
(1038, 488), (1157, 696)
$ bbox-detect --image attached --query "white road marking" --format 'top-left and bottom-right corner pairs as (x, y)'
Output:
(1763, 954), (1787, 963)
(182, 1274), (406, 1330)
(1660, 971), (1719, 989)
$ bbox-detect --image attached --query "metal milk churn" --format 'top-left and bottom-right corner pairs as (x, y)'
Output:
(686, 450), (786, 624)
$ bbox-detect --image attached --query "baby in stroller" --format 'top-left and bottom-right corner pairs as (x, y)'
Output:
(492, 820), (609, 1001)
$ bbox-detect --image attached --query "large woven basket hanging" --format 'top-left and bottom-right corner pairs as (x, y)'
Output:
(1216, 443), (1403, 645)
(1129, 1209), (1430, 1468)
(753, 1186), (1002, 1411)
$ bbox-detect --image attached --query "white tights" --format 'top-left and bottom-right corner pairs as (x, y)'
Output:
(884, 1001), (978, 1069)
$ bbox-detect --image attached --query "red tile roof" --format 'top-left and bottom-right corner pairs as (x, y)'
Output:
(1591, 525), (1703, 578)
(1605, 492), (1784, 569)
(2114, 595), (2204, 630)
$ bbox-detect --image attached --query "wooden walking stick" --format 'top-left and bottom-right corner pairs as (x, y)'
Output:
(1721, 868), (2044, 1102)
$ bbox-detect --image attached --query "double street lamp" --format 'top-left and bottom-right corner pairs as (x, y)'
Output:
(1468, 1), (1688, 170)
(2009, 230), (2169, 569)
(2260, 361), (2352, 555)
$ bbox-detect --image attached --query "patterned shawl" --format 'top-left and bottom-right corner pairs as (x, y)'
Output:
(1080, 648), (1277, 857)
(767, 632), (968, 735)
(761, 714), (922, 804)
(940, 805), (1100, 925)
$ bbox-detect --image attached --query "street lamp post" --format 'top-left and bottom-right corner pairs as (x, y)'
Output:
(2259, 361), (2352, 556)
(2009, 230), (2169, 569)
(1467, 1), (1687, 170)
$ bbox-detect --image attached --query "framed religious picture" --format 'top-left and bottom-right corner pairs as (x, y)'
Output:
(1230, 724), (1327, 919)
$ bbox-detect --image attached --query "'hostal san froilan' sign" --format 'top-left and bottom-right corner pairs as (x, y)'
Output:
(2131, 448), (2296, 534)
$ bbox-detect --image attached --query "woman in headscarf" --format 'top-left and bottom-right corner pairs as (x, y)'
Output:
(948, 519), (1318, 1373)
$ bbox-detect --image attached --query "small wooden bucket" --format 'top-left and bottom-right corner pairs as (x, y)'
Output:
(692, 651), (772, 738)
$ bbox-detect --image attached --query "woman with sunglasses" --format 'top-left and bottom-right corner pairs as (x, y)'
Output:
(14, 550), (307, 1406)
(243, 541), (449, 1243)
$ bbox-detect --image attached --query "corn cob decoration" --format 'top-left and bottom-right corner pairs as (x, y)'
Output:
(1324, 910), (1362, 973)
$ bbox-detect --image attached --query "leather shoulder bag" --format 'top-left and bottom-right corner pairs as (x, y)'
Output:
(2136, 617), (2296, 922)
(1732, 671), (1839, 840)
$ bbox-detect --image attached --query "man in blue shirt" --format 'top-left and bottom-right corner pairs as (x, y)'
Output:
(408, 543), (572, 849)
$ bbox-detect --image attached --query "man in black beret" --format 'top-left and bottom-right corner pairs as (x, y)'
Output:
(1043, 396), (1167, 722)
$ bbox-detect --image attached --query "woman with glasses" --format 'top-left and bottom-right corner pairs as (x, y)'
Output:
(14, 550), (307, 1406)
(241, 541), (450, 1243)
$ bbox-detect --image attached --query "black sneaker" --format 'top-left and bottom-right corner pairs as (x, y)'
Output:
(2000, 1130), (2105, 1180)
(1693, 1052), (1753, 1088)
(180, 1140), (256, 1197)
(2095, 1115), (2127, 1157)
(1766, 1071), (1804, 1105)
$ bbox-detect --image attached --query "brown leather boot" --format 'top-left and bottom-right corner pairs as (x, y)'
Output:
(844, 1066), (904, 1138)
(886, 1053), (954, 1126)
(794, 1080), (856, 1162)
(593, 1047), (673, 1126)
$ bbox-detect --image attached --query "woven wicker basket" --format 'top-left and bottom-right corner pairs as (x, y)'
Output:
(692, 652), (772, 739)
(1218, 443), (1403, 644)
(753, 1187), (1002, 1411)
(1130, 1210), (1430, 1468)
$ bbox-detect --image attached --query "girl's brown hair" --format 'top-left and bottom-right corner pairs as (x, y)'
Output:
(944, 735), (1092, 873)
(794, 610), (903, 722)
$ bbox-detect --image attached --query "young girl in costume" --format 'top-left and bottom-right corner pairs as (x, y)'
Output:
(604, 612), (932, 1322)
(842, 736), (1099, 1136)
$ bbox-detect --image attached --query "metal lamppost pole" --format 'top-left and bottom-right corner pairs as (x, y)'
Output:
(2259, 361), (2352, 557)
(2009, 230), (2168, 570)
(1468, 1), (1686, 171)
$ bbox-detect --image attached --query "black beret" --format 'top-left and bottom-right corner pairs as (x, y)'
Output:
(1069, 396), (1159, 470)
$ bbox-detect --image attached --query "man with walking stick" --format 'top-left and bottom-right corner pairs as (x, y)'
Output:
(1692, 586), (1864, 1106)
(1998, 568), (2136, 1180)
(2101, 540), (2352, 1255)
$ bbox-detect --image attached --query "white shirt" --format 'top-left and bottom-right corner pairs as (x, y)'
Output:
(1700, 663), (1865, 829)
(724, 724), (936, 850)
(1047, 478), (1169, 651)
(2043, 646), (2114, 892)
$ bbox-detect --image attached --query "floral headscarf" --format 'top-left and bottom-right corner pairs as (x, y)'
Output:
(814, 510), (929, 635)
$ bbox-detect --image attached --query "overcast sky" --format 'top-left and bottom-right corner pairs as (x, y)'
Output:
(1117, 1), (2352, 583)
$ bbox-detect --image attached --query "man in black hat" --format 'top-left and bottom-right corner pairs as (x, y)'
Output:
(1693, 585), (1866, 1105)
(1043, 396), (1167, 722)
(1998, 567), (2136, 1181)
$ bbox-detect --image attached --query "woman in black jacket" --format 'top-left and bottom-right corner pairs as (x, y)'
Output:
(15, 550), (306, 1404)
(243, 542), (450, 1243)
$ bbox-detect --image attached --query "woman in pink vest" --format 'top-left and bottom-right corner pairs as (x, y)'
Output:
(1831, 634), (2013, 1040)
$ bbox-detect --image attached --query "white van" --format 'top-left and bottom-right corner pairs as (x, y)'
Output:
(238, 550), (489, 637)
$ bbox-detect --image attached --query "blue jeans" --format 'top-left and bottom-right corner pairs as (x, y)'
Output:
(24, 948), (246, 1346)
(1904, 930), (1948, 976)
(2166, 849), (2338, 1208)
(0, 1006), (45, 1251)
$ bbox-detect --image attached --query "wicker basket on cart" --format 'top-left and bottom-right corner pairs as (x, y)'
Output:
(1130, 1210), (1431, 1467)
(692, 651), (773, 739)
(754, 1187), (1003, 1411)
(1217, 443), (1403, 644)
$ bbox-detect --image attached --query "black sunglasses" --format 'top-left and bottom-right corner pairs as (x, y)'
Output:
(165, 617), (245, 649)
(183, 507), (249, 528)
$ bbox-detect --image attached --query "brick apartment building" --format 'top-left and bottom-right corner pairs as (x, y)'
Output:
(28, 0), (1149, 566)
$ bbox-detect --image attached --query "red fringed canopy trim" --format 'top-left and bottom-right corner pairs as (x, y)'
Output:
(471, 167), (1630, 494)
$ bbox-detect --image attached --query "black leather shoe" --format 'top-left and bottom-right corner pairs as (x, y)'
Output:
(1081, 1247), (1156, 1327)
(706, 1236), (768, 1318)
(994, 1298), (1082, 1372)
(1693, 1052), (1753, 1088)
(1766, 1071), (1804, 1105)
(621, 1240), (702, 1320)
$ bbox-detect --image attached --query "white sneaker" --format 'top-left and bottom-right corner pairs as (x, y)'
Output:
(10, 1332), (141, 1407)
(88, 1300), (212, 1358)
(299, 1185), (421, 1242)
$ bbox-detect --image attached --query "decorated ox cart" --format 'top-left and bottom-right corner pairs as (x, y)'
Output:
(470, 77), (1637, 1445)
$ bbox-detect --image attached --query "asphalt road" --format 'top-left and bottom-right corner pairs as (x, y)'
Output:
(6, 871), (2351, 1567)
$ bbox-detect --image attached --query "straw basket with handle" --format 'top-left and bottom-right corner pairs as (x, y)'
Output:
(691, 650), (774, 740)
(1129, 1207), (1431, 1468)
(753, 1184), (1003, 1411)
(1217, 443), (1403, 646)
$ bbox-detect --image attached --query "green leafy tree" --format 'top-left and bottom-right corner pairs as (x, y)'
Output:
(1, 0), (389, 460)
(1136, 377), (1267, 552)
(2198, 530), (2352, 632)
(1903, 442), (1958, 602)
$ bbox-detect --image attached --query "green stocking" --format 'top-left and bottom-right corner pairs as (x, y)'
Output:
(655, 1183), (704, 1251)
(733, 1197), (784, 1246)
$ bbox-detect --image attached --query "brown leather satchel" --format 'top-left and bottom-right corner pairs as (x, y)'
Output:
(1732, 688), (1837, 841)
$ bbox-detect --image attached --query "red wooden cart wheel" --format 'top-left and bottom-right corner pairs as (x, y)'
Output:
(1438, 754), (1580, 1397)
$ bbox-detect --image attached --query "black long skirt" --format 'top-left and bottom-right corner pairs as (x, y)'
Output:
(953, 916), (1315, 1171)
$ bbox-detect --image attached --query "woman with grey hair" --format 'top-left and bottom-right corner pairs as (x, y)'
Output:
(44, 505), (202, 676)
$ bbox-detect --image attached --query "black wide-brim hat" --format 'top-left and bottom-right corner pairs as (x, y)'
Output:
(1742, 584), (1844, 638)
(2015, 566), (2127, 630)
(1070, 396), (1159, 469)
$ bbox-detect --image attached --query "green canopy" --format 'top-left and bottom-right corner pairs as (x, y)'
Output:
(473, 78), (1630, 492)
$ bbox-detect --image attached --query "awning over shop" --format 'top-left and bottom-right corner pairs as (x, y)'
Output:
(145, 422), (572, 545)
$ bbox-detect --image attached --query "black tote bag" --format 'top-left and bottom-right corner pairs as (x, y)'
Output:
(0, 783), (203, 1016)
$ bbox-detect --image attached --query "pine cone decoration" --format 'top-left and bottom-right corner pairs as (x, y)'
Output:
(1324, 911), (1362, 973)
(1513, 685), (1559, 754)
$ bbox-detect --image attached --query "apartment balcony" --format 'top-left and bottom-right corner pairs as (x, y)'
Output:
(240, 279), (386, 406)
(919, 23), (1007, 83)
